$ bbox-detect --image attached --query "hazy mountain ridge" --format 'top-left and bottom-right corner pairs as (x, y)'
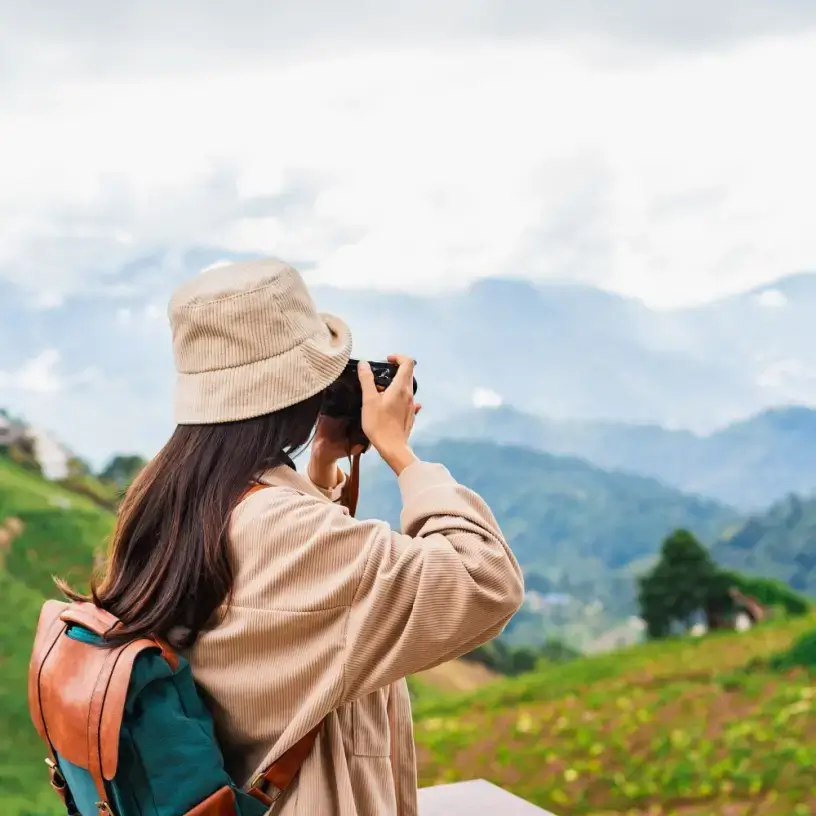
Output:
(311, 269), (816, 433)
(713, 492), (816, 596)
(4, 258), (816, 465)
(423, 403), (816, 509)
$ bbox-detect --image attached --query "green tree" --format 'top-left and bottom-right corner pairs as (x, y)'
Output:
(638, 529), (719, 638)
(67, 456), (92, 478)
(99, 454), (148, 490)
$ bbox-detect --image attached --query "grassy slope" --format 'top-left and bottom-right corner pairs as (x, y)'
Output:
(413, 615), (816, 815)
(413, 659), (501, 694)
(0, 456), (114, 816)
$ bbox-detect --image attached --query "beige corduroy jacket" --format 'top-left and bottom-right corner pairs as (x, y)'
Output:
(189, 458), (524, 816)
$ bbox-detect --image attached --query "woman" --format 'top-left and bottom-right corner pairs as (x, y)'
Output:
(87, 258), (524, 815)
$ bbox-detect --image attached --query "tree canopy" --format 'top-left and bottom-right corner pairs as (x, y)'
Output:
(98, 454), (147, 490)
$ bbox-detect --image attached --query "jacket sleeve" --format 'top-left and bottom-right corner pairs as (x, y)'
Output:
(305, 465), (347, 503)
(339, 460), (524, 703)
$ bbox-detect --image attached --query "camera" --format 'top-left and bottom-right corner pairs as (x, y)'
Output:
(321, 359), (418, 448)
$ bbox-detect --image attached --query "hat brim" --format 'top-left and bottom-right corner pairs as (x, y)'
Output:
(174, 312), (352, 424)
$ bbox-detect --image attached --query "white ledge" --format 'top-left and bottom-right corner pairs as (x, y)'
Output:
(418, 779), (556, 815)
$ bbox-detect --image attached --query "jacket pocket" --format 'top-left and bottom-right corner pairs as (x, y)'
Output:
(352, 688), (390, 757)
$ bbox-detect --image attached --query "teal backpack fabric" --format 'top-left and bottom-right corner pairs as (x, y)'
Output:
(56, 625), (267, 816)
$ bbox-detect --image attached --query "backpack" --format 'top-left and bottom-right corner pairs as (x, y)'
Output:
(25, 481), (332, 816)
(27, 600), (320, 816)
(26, 468), (365, 816)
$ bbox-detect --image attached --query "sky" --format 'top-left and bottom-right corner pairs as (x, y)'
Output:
(2, 1), (816, 464)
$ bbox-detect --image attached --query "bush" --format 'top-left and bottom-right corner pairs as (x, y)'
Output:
(724, 571), (810, 617)
(770, 629), (816, 672)
(463, 638), (580, 676)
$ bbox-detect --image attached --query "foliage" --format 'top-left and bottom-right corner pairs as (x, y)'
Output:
(0, 456), (114, 815)
(57, 474), (122, 512)
(98, 454), (148, 491)
(639, 530), (812, 640)
(638, 529), (720, 638)
(464, 638), (580, 676)
(722, 570), (811, 617)
(5, 437), (42, 474)
(413, 614), (816, 815)
(66, 456), (92, 478)
(769, 628), (816, 672)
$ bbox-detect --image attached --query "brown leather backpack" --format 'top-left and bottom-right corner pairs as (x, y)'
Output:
(27, 483), (328, 816)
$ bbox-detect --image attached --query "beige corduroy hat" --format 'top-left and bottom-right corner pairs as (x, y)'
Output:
(168, 258), (352, 424)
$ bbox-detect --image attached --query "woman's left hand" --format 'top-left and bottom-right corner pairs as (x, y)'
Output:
(308, 416), (366, 489)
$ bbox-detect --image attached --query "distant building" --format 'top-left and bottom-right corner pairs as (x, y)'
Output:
(1, 413), (74, 481)
(29, 427), (71, 480)
(0, 414), (26, 447)
(734, 611), (753, 632)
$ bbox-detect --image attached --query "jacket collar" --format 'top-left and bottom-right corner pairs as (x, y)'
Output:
(257, 462), (330, 503)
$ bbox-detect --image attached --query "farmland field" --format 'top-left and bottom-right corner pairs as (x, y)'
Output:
(413, 616), (816, 815)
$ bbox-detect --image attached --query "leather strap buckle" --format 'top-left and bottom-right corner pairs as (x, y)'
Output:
(248, 772), (282, 808)
(45, 757), (65, 786)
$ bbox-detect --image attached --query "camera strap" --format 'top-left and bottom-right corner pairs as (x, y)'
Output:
(339, 451), (362, 517)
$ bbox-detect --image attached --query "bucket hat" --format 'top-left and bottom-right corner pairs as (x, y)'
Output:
(169, 258), (352, 424)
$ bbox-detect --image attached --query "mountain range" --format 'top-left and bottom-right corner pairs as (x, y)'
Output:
(713, 493), (816, 596)
(310, 270), (816, 435)
(421, 403), (816, 509)
(4, 258), (816, 467)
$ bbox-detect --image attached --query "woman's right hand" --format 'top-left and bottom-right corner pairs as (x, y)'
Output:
(358, 355), (421, 475)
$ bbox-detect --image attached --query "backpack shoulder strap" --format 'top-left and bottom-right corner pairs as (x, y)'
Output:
(246, 723), (323, 808)
(28, 600), (177, 816)
(239, 481), (328, 805)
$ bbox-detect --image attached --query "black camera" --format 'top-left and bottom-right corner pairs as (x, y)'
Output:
(321, 359), (418, 448)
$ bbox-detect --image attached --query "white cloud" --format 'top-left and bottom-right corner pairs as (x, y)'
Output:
(755, 288), (788, 308)
(755, 358), (816, 403)
(144, 303), (161, 322)
(115, 307), (133, 326)
(472, 387), (504, 409)
(0, 350), (64, 394)
(0, 349), (98, 395)
(0, 32), (815, 308)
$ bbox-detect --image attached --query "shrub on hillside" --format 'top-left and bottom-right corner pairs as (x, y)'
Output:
(723, 571), (810, 617)
(770, 628), (816, 672)
(463, 637), (580, 676)
(57, 475), (121, 512)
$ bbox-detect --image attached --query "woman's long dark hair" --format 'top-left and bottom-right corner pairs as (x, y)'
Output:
(58, 393), (324, 649)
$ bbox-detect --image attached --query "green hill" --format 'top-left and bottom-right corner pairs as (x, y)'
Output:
(412, 614), (816, 815)
(0, 455), (114, 816)
(713, 493), (816, 596)
(358, 439), (739, 646)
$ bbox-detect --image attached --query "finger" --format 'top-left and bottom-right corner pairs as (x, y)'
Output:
(414, 403), (422, 415)
(387, 354), (415, 390)
(357, 360), (378, 402)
